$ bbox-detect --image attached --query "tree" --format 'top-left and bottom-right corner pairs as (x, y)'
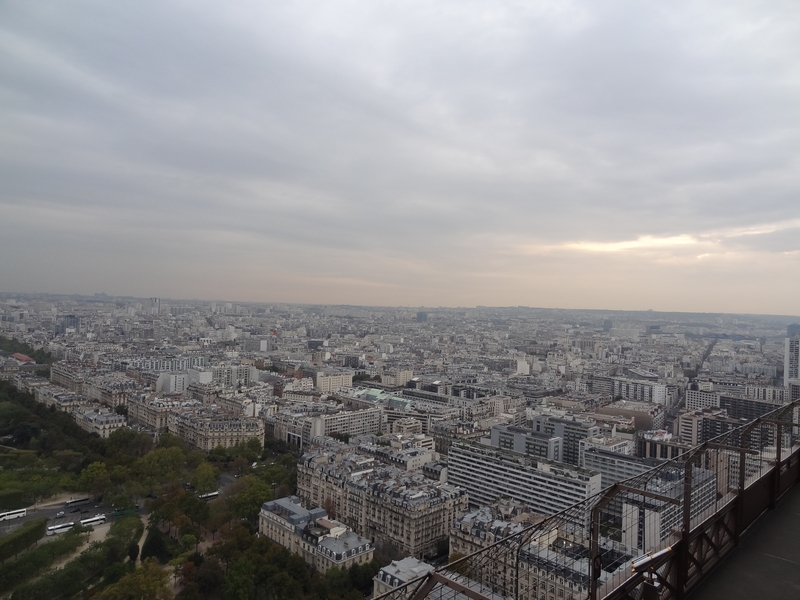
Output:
(228, 476), (272, 521)
(194, 557), (224, 594)
(133, 446), (186, 487)
(222, 557), (255, 600)
(127, 543), (139, 563)
(191, 462), (219, 495)
(106, 429), (152, 462)
(181, 534), (198, 553)
(140, 526), (171, 564)
(95, 558), (173, 600)
(322, 496), (337, 519)
(78, 461), (112, 498)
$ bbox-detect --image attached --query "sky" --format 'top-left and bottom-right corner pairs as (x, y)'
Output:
(1, 1), (799, 314)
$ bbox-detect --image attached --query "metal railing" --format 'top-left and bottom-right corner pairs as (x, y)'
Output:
(373, 401), (800, 600)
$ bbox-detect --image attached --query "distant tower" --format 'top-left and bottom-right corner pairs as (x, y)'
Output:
(603, 319), (613, 332)
(785, 335), (800, 387)
(416, 311), (428, 323)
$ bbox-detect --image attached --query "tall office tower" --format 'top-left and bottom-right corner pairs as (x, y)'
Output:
(785, 335), (800, 387)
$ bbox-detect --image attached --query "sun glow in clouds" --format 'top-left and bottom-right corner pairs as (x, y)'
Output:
(564, 235), (699, 253)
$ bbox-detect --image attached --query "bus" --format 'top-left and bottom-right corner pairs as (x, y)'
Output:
(113, 504), (139, 517)
(64, 497), (90, 509)
(198, 491), (219, 501)
(80, 514), (107, 527)
(46, 522), (75, 536)
(0, 508), (26, 521)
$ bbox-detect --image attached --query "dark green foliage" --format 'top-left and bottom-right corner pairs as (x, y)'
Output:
(11, 515), (144, 600)
(140, 526), (169, 564)
(127, 542), (139, 563)
(0, 518), (47, 562)
(0, 529), (88, 593)
(101, 562), (132, 587)
(0, 488), (24, 510)
(194, 557), (225, 594)
(349, 560), (383, 595)
(10, 515), (143, 600)
(0, 337), (55, 364)
(140, 525), (180, 564)
(204, 525), (387, 600)
(0, 382), (105, 461)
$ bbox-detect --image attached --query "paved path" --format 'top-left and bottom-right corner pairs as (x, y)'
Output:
(688, 481), (800, 599)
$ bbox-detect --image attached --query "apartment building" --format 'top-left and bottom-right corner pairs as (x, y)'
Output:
(311, 369), (354, 393)
(50, 362), (87, 393)
(269, 407), (384, 448)
(373, 557), (434, 598)
(381, 370), (414, 387)
(451, 505), (630, 600)
(128, 395), (199, 433)
(167, 406), (265, 451)
(297, 448), (467, 557)
(622, 466), (716, 553)
(489, 424), (562, 462)
(258, 496), (374, 572)
(529, 414), (600, 465)
(84, 375), (140, 407)
(73, 407), (126, 438)
(675, 408), (746, 446)
(636, 430), (692, 460)
(447, 441), (602, 516)
(35, 385), (87, 412)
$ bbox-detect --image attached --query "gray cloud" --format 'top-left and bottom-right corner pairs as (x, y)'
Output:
(1, 0), (799, 312)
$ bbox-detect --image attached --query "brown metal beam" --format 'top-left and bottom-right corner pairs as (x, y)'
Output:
(410, 573), (495, 600)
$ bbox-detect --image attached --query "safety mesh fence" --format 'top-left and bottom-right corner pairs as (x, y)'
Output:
(373, 402), (800, 600)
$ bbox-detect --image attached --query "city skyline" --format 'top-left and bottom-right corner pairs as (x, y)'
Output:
(2, 1), (799, 313)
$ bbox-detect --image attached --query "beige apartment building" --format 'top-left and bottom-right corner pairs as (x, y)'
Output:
(259, 496), (374, 572)
(73, 407), (127, 439)
(166, 406), (265, 451)
(297, 448), (467, 557)
(127, 395), (200, 433)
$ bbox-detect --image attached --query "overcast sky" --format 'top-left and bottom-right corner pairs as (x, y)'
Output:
(1, 1), (799, 314)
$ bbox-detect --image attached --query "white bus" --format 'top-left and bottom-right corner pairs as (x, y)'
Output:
(198, 491), (219, 501)
(64, 497), (91, 509)
(80, 514), (107, 527)
(0, 508), (26, 521)
(46, 522), (75, 536)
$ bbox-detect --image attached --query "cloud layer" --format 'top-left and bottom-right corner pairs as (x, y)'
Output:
(1, 1), (799, 313)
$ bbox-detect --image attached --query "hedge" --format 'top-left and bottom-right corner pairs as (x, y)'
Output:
(0, 518), (47, 562)
(0, 489), (24, 510)
(10, 515), (143, 600)
(0, 529), (88, 592)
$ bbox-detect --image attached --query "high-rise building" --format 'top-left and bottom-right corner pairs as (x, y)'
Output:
(785, 335), (800, 387)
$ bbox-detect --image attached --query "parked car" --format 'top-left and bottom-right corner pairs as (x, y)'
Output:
(56, 511), (65, 518)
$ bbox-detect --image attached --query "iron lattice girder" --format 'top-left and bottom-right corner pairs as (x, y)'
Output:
(410, 573), (495, 600)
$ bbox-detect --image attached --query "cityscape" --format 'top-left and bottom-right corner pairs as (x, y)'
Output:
(2, 1), (800, 600)
(1, 295), (799, 599)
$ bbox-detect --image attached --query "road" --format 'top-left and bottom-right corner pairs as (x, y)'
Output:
(3, 466), (242, 539)
(1, 497), (122, 538)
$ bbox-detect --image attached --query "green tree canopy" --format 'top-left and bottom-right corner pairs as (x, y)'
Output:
(95, 558), (173, 600)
